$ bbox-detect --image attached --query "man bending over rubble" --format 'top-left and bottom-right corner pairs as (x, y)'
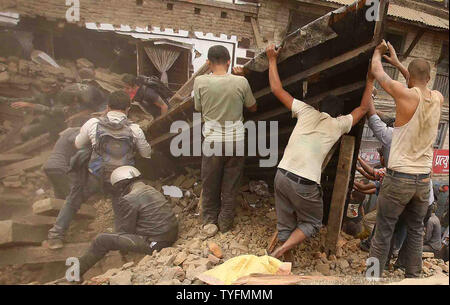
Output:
(265, 44), (374, 260)
(76, 166), (178, 279)
(194, 45), (257, 233)
(46, 90), (152, 249)
(367, 40), (443, 278)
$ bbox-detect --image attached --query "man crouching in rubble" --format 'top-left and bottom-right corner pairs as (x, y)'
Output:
(75, 166), (178, 279)
(46, 90), (152, 249)
(265, 44), (374, 260)
(194, 45), (257, 233)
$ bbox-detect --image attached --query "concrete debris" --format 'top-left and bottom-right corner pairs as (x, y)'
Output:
(109, 270), (133, 285)
(0, 159), (447, 285)
(203, 224), (218, 238)
(162, 185), (183, 198)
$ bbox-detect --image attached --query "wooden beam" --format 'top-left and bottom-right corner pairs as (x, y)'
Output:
(401, 28), (425, 60)
(168, 62), (210, 105)
(373, 0), (390, 43)
(136, 42), (145, 76)
(251, 81), (366, 121)
(253, 42), (376, 99)
(324, 135), (355, 255)
(250, 17), (265, 50)
(0, 151), (51, 179)
(4, 133), (50, 155)
(0, 242), (91, 267)
(0, 153), (29, 165)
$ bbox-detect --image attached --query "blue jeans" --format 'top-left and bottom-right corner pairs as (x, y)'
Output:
(48, 173), (113, 240)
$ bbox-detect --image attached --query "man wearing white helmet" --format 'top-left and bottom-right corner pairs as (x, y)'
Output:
(77, 166), (178, 277)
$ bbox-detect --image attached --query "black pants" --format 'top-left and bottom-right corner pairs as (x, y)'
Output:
(201, 151), (245, 230)
(79, 232), (175, 275)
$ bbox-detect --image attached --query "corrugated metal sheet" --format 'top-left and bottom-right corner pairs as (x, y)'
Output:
(323, 0), (449, 30)
(388, 4), (449, 30)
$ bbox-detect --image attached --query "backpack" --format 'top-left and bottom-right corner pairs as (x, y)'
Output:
(137, 75), (173, 103)
(89, 116), (136, 182)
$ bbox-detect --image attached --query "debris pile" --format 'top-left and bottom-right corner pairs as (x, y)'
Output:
(0, 55), (128, 94)
(80, 170), (449, 285)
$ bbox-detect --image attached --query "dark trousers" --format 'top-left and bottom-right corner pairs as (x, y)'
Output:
(44, 168), (72, 200)
(201, 149), (245, 230)
(79, 232), (176, 276)
(48, 172), (114, 240)
(369, 173), (430, 278)
(422, 244), (440, 257)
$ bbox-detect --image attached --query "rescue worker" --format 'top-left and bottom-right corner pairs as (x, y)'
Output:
(194, 45), (257, 233)
(368, 40), (444, 278)
(133, 75), (170, 118)
(265, 44), (373, 260)
(1, 78), (65, 141)
(43, 127), (80, 200)
(77, 166), (178, 278)
(46, 90), (151, 249)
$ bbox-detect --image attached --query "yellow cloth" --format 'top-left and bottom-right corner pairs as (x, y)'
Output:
(198, 255), (285, 285)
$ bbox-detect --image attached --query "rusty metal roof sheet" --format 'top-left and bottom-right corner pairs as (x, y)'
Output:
(324, 0), (449, 29)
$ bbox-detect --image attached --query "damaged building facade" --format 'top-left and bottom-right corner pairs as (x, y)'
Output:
(2, 0), (448, 165)
(0, 0), (448, 285)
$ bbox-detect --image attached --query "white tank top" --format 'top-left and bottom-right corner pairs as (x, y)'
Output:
(388, 87), (441, 174)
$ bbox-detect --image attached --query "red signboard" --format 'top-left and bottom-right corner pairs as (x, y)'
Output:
(433, 150), (449, 174)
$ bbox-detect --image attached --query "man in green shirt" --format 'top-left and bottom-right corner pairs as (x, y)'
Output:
(194, 45), (257, 233)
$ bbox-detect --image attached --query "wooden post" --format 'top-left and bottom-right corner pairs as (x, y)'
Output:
(401, 28), (425, 60)
(325, 135), (355, 255)
(136, 42), (145, 76)
(250, 17), (265, 50)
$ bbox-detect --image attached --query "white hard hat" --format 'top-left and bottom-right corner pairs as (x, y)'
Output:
(110, 166), (141, 186)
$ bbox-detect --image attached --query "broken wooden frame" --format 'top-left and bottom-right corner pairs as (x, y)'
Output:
(145, 0), (388, 227)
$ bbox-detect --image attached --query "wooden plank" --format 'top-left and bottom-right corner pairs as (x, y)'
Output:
(136, 42), (145, 76)
(373, 0), (390, 43)
(0, 220), (50, 248)
(325, 135), (355, 255)
(169, 62), (210, 105)
(0, 242), (91, 267)
(401, 28), (425, 60)
(4, 133), (50, 154)
(0, 153), (29, 163)
(267, 230), (279, 253)
(151, 80), (365, 148)
(251, 81), (366, 121)
(253, 42), (376, 99)
(250, 17), (265, 50)
(0, 151), (51, 179)
(232, 274), (339, 285)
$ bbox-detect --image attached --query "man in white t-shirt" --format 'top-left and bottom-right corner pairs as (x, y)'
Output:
(265, 44), (374, 259)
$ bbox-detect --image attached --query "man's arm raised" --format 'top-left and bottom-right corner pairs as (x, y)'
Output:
(349, 70), (374, 127)
(371, 40), (411, 103)
(266, 44), (294, 110)
(383, 42), (410, 82)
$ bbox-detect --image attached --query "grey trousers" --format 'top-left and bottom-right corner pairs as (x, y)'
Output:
(201, 152), (245, 230)
(369, 173), (430, 278)
(274, 169), (323, 241)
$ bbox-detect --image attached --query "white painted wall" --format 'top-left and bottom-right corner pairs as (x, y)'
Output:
(85, 23), (249, 73)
